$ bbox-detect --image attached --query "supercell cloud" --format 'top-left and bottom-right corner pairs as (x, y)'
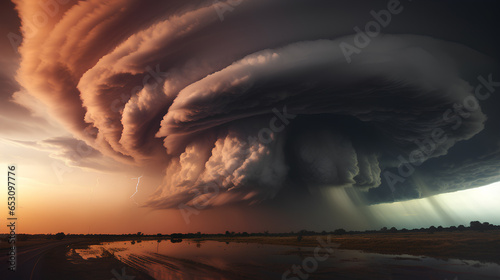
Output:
(12, 0), (500, 208)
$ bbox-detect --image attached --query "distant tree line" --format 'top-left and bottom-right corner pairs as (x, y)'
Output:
(1, 221), (498, 243)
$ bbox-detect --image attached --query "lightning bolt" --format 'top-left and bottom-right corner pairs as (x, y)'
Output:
(130, 175), (143, 205)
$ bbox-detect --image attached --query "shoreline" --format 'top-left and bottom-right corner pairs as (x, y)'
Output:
(200, 230), (500, 264)
(7, 229), (498, 279)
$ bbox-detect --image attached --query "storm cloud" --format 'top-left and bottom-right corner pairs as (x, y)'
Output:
(12, 0), (500, 208)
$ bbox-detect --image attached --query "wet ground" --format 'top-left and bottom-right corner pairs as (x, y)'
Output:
(68, 239), (500, 280)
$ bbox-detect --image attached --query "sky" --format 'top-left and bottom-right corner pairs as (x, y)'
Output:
(1, 0), (500, 234)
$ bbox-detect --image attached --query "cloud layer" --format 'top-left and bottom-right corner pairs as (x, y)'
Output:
(13, 0), (500, 208)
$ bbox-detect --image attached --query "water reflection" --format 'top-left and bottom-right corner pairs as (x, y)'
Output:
(71, 240), (500, 280)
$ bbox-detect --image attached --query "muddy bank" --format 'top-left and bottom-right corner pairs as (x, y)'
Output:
(38, 241), (155, 280)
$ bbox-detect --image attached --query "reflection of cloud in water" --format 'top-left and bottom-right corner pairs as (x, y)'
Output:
(69, 240), (500, 280)
(69, 248), (104, 260)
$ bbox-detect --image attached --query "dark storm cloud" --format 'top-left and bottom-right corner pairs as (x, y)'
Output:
(11, 0), (500, 208)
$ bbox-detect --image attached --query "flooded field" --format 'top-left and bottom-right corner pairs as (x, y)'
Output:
(68, 239), (500, 280)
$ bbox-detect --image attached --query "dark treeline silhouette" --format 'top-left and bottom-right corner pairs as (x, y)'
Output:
(2, 221), (498, 243)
